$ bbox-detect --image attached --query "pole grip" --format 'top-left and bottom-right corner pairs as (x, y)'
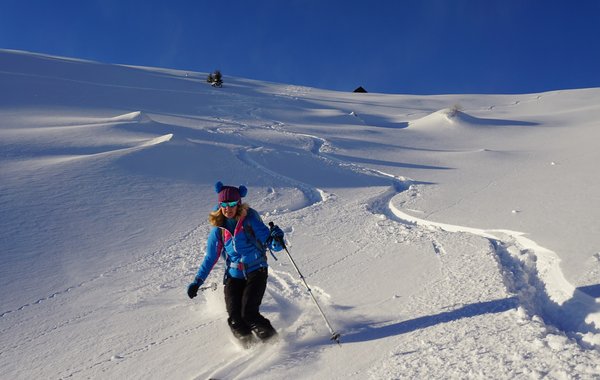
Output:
(268, 222), (286, 248)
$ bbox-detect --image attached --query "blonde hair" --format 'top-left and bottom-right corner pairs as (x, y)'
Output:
(209, 203), (249, 227)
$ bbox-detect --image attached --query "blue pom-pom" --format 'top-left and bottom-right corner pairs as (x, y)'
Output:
(215, 181), (224, 193)
(238, 185), (248, 197)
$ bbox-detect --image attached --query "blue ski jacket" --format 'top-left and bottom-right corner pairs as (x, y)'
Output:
(194, 208), (271, 281)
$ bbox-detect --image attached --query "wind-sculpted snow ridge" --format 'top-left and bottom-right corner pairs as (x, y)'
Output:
(6, 132), (173, 170)
(387, 193), (600, 348)
(52, 110), (151, 125)
(0, 110), (170, 171)
(107, 111), (150, 123)
(406, 107), (462, 130)
(408, 107), (539, 130)
(0, 110), (149, 129)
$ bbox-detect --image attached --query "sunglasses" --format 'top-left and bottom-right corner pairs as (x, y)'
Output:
(220, 200), (239, 208)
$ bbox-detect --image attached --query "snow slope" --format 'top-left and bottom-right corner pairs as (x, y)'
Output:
(1, 49), (599, 379)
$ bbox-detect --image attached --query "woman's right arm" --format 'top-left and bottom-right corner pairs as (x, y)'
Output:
(193, 227), (223, 282)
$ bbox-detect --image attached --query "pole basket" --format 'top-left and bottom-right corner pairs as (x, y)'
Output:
(331, 332), (342, 345)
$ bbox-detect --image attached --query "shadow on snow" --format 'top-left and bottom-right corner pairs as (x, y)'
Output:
(341, 297), (518, 343)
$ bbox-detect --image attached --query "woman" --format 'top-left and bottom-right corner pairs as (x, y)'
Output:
(187, 181), (284, 347)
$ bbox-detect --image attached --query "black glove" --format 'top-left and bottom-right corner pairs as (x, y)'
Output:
(270, 225), (285, 242)
(187, 278), (204, 299)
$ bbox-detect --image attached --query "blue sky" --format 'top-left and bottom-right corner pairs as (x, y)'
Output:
(2, 0), (599, 94)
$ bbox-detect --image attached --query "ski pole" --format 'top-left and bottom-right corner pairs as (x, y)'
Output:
(200, 282), (217, 292)
(269, 222), (342, 345)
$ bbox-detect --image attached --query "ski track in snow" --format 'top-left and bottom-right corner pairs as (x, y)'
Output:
(359, 176), (600, 349)
(236, 147), (327, 207)
(229, 124), (559, 363)
(241, 117), (600, 349)
(386, 192), (600, 347)
(214, 114), (600, 351)
(298, 140), (600, 350)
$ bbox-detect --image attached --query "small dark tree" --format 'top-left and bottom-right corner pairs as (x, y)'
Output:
(212, 70), (223, 87)
(206, 72), (215, 83)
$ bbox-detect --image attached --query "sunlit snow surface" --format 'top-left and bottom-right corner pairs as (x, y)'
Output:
(1, 49), (599, 379)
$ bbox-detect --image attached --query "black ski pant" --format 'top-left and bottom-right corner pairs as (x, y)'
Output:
(224, 267), (276, 340)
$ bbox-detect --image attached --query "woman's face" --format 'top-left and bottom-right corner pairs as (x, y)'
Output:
(220, 201), (238, 219)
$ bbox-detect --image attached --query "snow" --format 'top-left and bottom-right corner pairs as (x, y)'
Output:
(1, 49), (600, 379)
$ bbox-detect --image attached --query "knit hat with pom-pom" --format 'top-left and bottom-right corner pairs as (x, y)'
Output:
(215, 181), (248, 202)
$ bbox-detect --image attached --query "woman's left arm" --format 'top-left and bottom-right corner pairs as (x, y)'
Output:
(247, 209), (271, 244)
